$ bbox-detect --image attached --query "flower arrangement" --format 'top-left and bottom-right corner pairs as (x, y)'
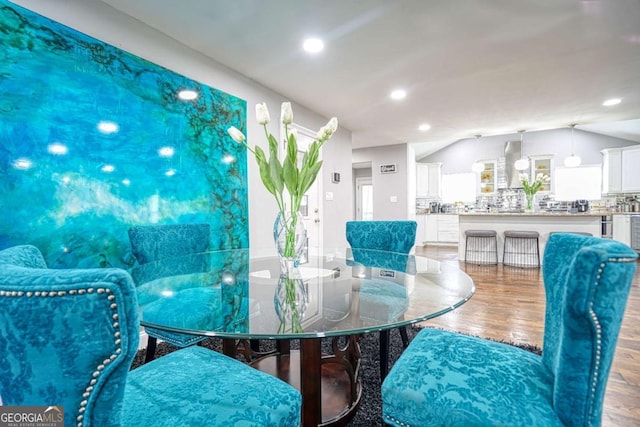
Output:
(227, 102), (338, 263)
(520, 172), (550, 210)
(519, 172), (550, 195)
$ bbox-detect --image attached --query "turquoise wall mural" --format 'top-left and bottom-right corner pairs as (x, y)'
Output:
(0, 1), (248, 269)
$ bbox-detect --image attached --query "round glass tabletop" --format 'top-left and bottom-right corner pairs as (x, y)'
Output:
(131, 247), (475, 339)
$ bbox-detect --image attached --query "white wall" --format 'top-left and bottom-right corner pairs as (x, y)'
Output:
(352, 144), (410, 220)
(13, 0), (353, 250)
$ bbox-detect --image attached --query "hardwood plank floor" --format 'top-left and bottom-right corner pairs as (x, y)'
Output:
(414, 245), (640, 427)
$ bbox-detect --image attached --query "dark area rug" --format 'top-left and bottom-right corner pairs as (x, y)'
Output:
(131, 327), (541, 426)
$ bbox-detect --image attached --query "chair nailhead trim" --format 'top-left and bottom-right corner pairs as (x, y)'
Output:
(1, 286), (123, 427)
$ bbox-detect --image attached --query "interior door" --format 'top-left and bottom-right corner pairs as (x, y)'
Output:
(355, 177), (373, 220)
(282, 123), (323, 253)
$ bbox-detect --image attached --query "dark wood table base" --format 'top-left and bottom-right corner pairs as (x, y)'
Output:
(225, 336), (362, 426)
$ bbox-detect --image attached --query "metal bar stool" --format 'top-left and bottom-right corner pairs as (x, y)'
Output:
(503, 230), (540, 268)
(464, 230), (498, 265)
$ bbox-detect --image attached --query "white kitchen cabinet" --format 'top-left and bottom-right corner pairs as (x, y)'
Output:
(602, 148), (623, 194)
(621, 147), (640, 192)
(529, 155), (554, 192)
(476, 160), (497, 194)
(416, 162), (442, 198)
(415, 214), (427, 246)
(425, 215), (438, 242)
(425, 214), (459, 244)
(602, 146), (640, 194)
(612, 214), (631, 246)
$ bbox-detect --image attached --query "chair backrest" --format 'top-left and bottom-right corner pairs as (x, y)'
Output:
(0, 245), (139, 427)
(346, 221), (417, 254)
(128, 223), (211, 265)
(542, 233), (638, 427)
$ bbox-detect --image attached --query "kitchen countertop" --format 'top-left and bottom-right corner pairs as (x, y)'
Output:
(458, 211), (608, 217)
(417, 210), (610, 217)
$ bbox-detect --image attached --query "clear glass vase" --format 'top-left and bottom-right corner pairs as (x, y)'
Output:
(273, 210), (307, 270)
(274, 271), (308, 333)
(525, 193), (535, 211)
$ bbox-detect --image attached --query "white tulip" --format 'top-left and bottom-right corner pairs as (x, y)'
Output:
(255, 102), (270, 125)
(227, 126), (245, 143)
(281, 102), (293, 125)
(326, 117), (338, 134)
(316, 126), (327, 140)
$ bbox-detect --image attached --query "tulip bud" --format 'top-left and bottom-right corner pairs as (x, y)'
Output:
(281, 102), (293, 125)
(326, 117), (338, 135)
(227, 126), (245, 143)
(255, 102), (270, 125)
(316, 126), (327, 140)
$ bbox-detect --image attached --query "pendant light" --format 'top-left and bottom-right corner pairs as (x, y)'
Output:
(514, 130), (529, 171)
(563, 124), (582, 167)
(471, 135), (485, 173)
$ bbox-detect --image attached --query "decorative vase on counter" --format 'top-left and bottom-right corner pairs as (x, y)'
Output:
(273, 210), (307, 271)
(525, 193), (535, 212)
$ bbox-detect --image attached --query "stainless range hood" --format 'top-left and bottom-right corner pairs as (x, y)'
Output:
(504, 140), (522, 189)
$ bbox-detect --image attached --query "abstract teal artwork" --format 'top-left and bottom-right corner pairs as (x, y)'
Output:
(0, 1), (248, 269)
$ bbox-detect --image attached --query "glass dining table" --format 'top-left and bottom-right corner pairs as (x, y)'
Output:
(130, 247), (475, 427)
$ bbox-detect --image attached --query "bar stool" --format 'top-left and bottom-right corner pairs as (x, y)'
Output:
(464, 230), (498, 265)
(503, 230), (540, 268)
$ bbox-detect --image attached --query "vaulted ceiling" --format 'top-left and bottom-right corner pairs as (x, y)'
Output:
(98, 0), (640, 157)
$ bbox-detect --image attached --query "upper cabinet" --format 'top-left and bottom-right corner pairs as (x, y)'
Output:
(529, 155), (554, 192)
(476, 160), (497, 194)
(621, 147), (640, 192)
(416, 162), (442, 198)
(602, 146), (640, 194)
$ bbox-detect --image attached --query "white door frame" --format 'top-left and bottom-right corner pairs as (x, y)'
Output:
(280, 122), (323, 251)
(355, 176), (372, 220)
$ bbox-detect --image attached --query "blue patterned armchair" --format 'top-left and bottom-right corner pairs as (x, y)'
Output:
(382, 233), (638, 426)
(345, 220), (417, 379)
(128, 223), (211, 362)
(0, 245), (301, 427)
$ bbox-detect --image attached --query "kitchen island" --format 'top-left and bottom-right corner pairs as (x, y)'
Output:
(458, 212), (605, 264)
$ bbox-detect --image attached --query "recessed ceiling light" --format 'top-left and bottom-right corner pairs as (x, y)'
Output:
(303, 38), (324, 54)
(602, 98), (621, 106)
(418, 123), (431, 132)
(178, 90), (198, 101)
(390, 89), (407, 100)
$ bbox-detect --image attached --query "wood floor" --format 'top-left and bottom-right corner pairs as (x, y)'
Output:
(414, 245), (640, 427)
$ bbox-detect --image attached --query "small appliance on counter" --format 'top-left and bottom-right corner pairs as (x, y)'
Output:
(429, 202), (440, 213)
(571, 200), (590, 213)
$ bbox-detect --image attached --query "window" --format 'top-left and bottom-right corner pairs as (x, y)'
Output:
(441, 173), (476, 203)
(554, 165), (602, 201)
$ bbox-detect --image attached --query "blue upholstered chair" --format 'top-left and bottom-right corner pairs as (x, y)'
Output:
(0, 245), (301, 427)
(345, 220), (417, 380)
(382, 233), (638, 427)
(128, 223), (211, 362)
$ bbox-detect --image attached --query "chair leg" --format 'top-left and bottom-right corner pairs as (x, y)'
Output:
(399, 326), (409, 348)
(379, 330), (390, 381)
(144, 336), (157, 364)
